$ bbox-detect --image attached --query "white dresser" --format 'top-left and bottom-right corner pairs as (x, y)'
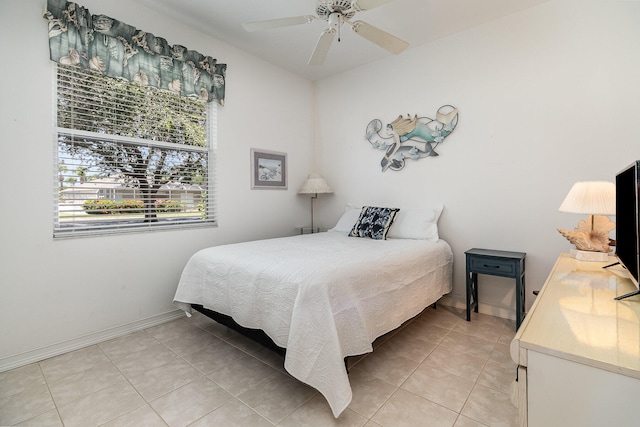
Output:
(510, 253), (640, 427)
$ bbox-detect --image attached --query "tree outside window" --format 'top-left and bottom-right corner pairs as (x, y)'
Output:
(55, 64), (216, 236)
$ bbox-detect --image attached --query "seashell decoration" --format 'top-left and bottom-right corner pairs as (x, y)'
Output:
(89, 56), (105, 73)
(134, 71), (149, 86)
(557, 214), (615, 253)
(168, 79), (181, 93)
(557, 228), (613, 252)
(59, 48), (80, 66)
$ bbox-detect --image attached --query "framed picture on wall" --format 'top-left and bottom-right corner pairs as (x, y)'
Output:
(250, 148), (288, 189)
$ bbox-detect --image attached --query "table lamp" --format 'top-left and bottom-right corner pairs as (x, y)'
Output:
(298, 173), (333, 230)
(557, 181), (616, 261)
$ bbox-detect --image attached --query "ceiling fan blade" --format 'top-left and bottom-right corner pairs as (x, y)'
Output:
(308, 29), (336, 66)
(242, 15), (316, 32)
(351, 20), (408, 54)
(353, 0), (396, 11)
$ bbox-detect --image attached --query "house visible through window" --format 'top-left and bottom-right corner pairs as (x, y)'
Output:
(54, 64), (217, 237)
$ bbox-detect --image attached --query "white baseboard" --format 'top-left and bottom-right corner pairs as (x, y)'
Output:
(0, 309), (185, 373)
(439, 294), (516, 321)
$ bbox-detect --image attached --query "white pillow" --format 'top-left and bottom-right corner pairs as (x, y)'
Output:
(386, 203), (443, 241)
(328, 205), (362, 234)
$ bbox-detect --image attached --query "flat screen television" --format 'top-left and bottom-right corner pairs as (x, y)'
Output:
(613, 160), (640, 300)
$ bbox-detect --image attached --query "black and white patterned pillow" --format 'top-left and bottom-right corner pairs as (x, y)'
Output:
(349, 206), (400, 240)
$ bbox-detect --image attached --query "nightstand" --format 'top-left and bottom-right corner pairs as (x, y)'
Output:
(465, 248), (526, 330)
(296, 226), (321, 235)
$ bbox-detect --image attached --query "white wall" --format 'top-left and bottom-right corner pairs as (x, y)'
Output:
(0, 0), (314, 370)
(2, 0), (639, 372)
(314, 0), (640, 318)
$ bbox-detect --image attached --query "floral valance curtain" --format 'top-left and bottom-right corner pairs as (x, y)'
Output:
(44, 0), (226, 105)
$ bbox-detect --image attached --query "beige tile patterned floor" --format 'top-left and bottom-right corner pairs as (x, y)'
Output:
(0, 306), (518, 426)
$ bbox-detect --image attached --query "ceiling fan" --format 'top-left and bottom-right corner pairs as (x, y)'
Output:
(242, 0), (409, 65)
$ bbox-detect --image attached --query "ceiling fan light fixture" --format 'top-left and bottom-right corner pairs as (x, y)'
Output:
(328, 12), (343, 29)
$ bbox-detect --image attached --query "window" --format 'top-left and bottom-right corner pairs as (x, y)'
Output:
(54, 64), (216, 237)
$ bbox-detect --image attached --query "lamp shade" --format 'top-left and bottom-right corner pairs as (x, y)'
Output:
(559, 181), (616, 215)
(298, 173), (333, 195)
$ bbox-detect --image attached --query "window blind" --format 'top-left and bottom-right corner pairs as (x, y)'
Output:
(54, 64), (217, 237)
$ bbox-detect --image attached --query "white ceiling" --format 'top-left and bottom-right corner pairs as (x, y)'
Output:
(134, 0), (550, 81)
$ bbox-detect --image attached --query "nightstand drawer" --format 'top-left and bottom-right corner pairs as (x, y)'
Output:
(469, 257), (516, 275)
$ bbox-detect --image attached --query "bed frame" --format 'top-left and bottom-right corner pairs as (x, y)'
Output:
(192, 300), (438, 361)
(192, 304), (286, 356)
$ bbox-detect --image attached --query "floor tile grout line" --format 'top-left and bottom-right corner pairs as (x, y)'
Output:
(188, 318), (287, 367)
(445, 320), (492, 427)
(6, 307), (517, 427)
(272, 392), (319, 426)
(88, 330), (189, 427)
(189, 315), (361, 425)
(454, 332), (504, 427)
(158, 324), (288, 402)
(366, 321), (466, 426)
(122, 326), (247, 427)
(14, 362), (63, 427)
(37, 345), (135, 426)
(93, 341), (162, 427)
(142, 325), (283, 426)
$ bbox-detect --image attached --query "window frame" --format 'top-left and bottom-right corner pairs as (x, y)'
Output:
(53, 63), (218, 238)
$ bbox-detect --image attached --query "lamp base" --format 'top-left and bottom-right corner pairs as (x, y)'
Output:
(569, 249), (610, 262)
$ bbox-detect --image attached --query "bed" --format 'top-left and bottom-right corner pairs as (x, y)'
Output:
(173, 204), (453, 417)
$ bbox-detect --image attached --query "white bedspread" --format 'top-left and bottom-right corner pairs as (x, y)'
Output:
(173, 231), (453, 417)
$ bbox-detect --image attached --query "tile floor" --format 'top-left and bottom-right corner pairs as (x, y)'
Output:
(0, 305), (519, 427)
